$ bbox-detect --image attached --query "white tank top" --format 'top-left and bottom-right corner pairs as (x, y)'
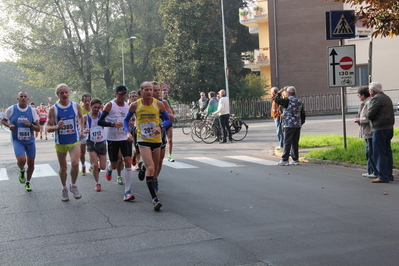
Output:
(104, 100), (129, 141)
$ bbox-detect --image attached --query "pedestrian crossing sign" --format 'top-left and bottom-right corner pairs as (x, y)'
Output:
(326, 10), (355, 40)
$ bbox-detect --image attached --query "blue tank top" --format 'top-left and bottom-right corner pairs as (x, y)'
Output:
(54, 102), (79, 144)
(10, 105), (34, 144)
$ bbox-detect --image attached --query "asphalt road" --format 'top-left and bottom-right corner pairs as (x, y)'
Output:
(1, 115), (399, 266)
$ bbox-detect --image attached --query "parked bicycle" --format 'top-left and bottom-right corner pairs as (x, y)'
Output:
(181, 110), (205, 135)
(200, 115), (248, 144)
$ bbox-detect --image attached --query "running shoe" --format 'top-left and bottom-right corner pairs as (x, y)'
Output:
(61, 187), (69, 202)
(117, 176), (124, 185)
(45, 137), (48, 140)
(152, 198), (162, 211)
(25, 182), (32, 192)
(19, 171), (26, 184)
(138, 162), (146, 181)
(105, 167), (112, 181)
(289, 160), (300, 165)
(133, 164), (139, 171)
(362, 173), (369, 177)
(69, 184), (82, 199)
(276, 160), (289, 166)
(89, 167), (93, 174)
(95, 183), (101, 192)
(123, 190), (135, 201)
(40, 136), (42, 140)
(81, 166), (86, 176)
(153, 179), (159, 193)
(168, 155), (175, 162)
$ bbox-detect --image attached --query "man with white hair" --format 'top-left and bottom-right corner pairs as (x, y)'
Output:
(274, 86), (306, 166)
(367, 82), (395, 183)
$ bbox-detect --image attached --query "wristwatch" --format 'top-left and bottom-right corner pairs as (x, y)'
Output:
(110, 122), (115, 127)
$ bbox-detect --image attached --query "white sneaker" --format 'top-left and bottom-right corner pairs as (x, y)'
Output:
(367, 174), (378, 178)
(362, 173), (369, 177)
(289, 160), (300, 165)
(61, 188), (69, 202)
(276, 160), (289, 166)
(69, 184), (82, 199)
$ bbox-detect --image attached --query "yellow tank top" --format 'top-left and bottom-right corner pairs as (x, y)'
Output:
(136, 98), (161, 143)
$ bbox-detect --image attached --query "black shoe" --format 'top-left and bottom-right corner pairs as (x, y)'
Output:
(138, 162), (146, 181)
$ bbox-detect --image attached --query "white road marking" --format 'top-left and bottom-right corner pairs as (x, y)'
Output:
(0, 168), (9, 181)
(162, 159), (198, 169)
(187, 157), (243, 167)
(32, 164), (58, 178)
(225, 155), (276, 166)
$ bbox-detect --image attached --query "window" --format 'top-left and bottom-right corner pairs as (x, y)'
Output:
(355, 64), (369, 87)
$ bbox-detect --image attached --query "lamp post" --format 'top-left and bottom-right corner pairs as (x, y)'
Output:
(220, 0), (229, 98)
(122, 36), (137, 85)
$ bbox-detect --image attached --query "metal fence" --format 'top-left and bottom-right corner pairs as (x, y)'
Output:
(172, 89), (399, 121)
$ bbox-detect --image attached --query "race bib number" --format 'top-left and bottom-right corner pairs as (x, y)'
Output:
(18, 127), (31, 140)
(116, 117), (125, 132)
(59, 119), (75, 135)
(90, 126), (104, 142)
(140, 122), (156, 139)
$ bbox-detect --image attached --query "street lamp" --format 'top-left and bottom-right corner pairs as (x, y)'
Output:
(220, 0), (229, 98)
(122, 36), (137, 85)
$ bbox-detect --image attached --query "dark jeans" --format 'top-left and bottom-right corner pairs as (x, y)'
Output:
(365, 138), (378, 175)
(219, 114), (232, 141)
(282, 127), (301, 161)
(372, 129), (393, 180)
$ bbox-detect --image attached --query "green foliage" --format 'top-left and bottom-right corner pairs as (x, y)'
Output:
(300, 133), (399, 168)
(239, 10), (250, 16)
(154, 0), (258, 103)
(233, 73), (268, 99)
(0, 62), (51, 108)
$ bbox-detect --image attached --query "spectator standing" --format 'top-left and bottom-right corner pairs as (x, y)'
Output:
(212, 89), (232, 143)
(366, 82), (395, 183)
(1, 92), (40, 191)
(206, 91), (218, 117)
(198, 92), (209, 112)
(355, 86), (378, 178)
(275, 86), (306, 165)
(270, 87), (284, 149)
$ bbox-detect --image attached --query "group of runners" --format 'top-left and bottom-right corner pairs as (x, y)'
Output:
(1, 81), (175, 211)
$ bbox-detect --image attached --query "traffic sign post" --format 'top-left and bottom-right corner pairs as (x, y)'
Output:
(326, 10), (355, 40)
(328, 45), (356, 88)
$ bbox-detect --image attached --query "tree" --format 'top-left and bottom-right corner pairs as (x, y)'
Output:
(153, 0), (258, 102)
(235, 73), (268, 99)
(328, 0), (399, 37)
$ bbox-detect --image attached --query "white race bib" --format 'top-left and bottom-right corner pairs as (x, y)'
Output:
(140, 122), (156, 139)
(18, 127), (31, 140)
(59, 119), (75, 135)
(90, 126), (104, 142)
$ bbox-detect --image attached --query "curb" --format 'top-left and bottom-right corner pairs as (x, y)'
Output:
(273, 147), (399, 175)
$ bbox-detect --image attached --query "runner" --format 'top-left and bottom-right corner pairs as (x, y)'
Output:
(152, 81), (175, 193)
(124, 81), (172, 211)
(161, 89), (175, 162)
(80, 94), (91, 176)
(47, 84), (85, 202)
(1, 92), (40, 191)
(38, 103), (48, 140)
(98, 85), (135, 201)
(83, 98), (107, 192)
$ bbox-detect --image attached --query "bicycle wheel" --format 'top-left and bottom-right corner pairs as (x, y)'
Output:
(231, 119), (248, 141)
(200, 123), (218, 144)
(182, 121), (192, 135)
(190, 120), (204, 143)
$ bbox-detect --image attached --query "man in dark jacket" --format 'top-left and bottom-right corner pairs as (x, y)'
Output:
(366, 82), (395, 183)
(274, 86), (306, 166)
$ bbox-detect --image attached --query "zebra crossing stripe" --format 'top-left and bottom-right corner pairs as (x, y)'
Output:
(225, 155), (276, 165)
(32, 164), (58, 178)
(187, 157), (243, 167)
(0, 168), (9, 181)
(163, 159), (198, 169)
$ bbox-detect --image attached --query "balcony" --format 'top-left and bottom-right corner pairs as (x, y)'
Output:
(238, 0), (268, 27)
(241, 47), (270, 68)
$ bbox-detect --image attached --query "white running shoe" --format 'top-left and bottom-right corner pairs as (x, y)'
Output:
(69, 184), (82, 199)
(61, 188), (69, 202)
(276, 160), (289, 166)
(289, 160), (300, 165)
